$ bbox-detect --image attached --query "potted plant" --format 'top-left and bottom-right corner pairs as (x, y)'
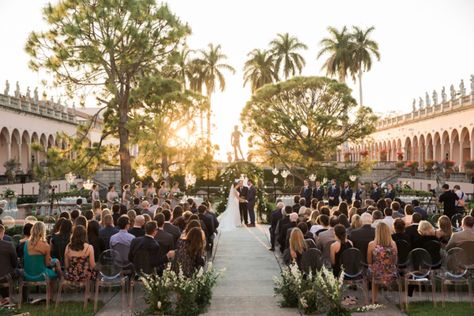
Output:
(464, 160), (474, 177)
(3, 159), (20, 183)
(396, 151), (404, 161)
(405, 161), (419, 176)
(424, 160), (435, 176)
(443, 159), (455, 178)
(395, 161), (405, 174)
(380, 148), (388, 162)
(360, 150), (369, 159)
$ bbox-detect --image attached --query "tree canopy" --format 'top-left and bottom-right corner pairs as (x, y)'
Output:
(241, 76), (377, 171)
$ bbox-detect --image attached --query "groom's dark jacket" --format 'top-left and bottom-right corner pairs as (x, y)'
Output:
(247, 185), (256, 208)
(237, 186), (248, 203)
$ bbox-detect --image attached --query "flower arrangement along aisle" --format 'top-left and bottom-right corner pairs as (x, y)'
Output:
(274, 264), (383, 315)
(141, 263), (221, 316)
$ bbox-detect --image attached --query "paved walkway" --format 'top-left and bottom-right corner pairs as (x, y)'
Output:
(204, 225), (298, 316)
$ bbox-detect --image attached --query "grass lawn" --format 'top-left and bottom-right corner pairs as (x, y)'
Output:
(0, 301), (103, 316)
(406, 301), (474, 316)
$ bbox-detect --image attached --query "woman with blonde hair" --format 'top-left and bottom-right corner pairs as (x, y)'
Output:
(309, 210), (320, 225)
(24, 222), (59, 286)
(367, 222), (397, 304)
(288, 228), (308, 270)
(99, 209), (111, 227)
(348, 207), (358, 222)
(349, 214), (362, 234)
(413, 220), (437, 249)
(435, 215), (452, 245)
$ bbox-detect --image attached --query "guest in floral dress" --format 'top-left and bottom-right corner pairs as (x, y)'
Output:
(64, 225), (98, 282)
(367, 221), (398, 304)
(173, 227), (205, 278)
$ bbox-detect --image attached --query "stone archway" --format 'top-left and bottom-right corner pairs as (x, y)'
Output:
(460, 127), (471, 171)
(21, 130), (30, 172)
(0, 127), (10, 174)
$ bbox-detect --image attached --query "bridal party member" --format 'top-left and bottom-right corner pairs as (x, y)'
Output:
(340, 181), (353, 205)
(134, 181), (144, 200)
(328, 179), (340, 207)
(247, 179), (257, 227)
(106, 185), (119, 209)
(158, 181), (169, 206)
(312, 180), (324, 201)
(299, 179), (312, 207)
(146, 182), (156, 203)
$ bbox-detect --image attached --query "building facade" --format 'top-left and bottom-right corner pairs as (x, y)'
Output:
(339, 76), (474, 172)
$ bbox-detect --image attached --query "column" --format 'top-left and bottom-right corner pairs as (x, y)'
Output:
(6, 140), (11, 160)
(441, 142), (446, 161)
(449, 142), (454, 162)
(471, 137), (474, 161)
(17, 141), (22, 169)
(459, 143), (464, 172)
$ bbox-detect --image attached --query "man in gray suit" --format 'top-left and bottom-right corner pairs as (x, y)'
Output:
(316, 216), (338, 266)
(246, 180), (257, 227)
(446, 216), (474, 250)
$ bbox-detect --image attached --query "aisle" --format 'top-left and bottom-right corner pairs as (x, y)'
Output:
(204, 225), (298, 316)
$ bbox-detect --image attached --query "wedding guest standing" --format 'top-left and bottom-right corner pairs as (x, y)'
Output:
(328, 179), (340, 207)
(340, 181), (353, 205)
(106, 185), (118, 209)
(299, 179), (312, 207)
(312, 180), (324, 201)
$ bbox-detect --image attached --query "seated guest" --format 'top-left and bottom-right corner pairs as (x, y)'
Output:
(446, 216), (474, 250)
(112, 204), (121, 226)
(391, 201), (404, 218)
(155, 213), (175, 252)
(310, 214), (329, 237)
(205, 205), (219, 235)
(376, 199), (387, 213)
(127, 210), (137, 227)
(277, 206), (292, 241)
(129, 215), (145, 238)
(74, 215), (88, 229)
(172, 206), (184, 224)
(92, 200), (102, 220)
(50, 219), (73, 264)
(87, 220), (101, 262)
(371, 210), (384, 228)
(412, 220), (438, 249)
(337, 214), (350, 229)
(59, 211), (71, 220)
(317, 216), (338, 265)
(405, 213), (422, 246)
(403, 204), (414, 226)
(298, 221), (314, 240)
(99, 209), (111, 227)
(435, 215), (452, 245)
(281, 213), (298, 252)
(269, 202), (284, 251)
(99, 214), (118, 252)
(17, 223), (33, 263)
(330, 224), (352, 277)
(0, 224), (18, 302)
(83, 210), (94, 221)
(128, 221), (175, 274)
(348, 214), (362, 235)
(163, 209), (181, 244)
(64, 225), (97, 281)
(132, 197), (142, 214)
(141, 201), (154, 218)
(286, 228), (308, 270)
(174, 227), (205, 277)
(110, 215), (135, 248)
(412, 199), (428, 220)
(383, 208), (394, 229)
(348, 212), (375, 264)
(149, 198), (160, 215)
(71, 209), (81, 223)
(76, 198), (83, 210)
(367, 222), (397, 304)
(197, 205), (214, 250)
(24, 222), (59, 283)
(391, 218), (411, 246)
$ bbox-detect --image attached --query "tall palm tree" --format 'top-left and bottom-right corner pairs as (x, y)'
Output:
(196, 43), (235, 145)
(317, 26), (354, 83)
(270, 33), (307, 80)
(243, 49), (277, 93)
(164, 46), (195, 89)
(186, 58), (206, 138)
(350, 26), (380, 106)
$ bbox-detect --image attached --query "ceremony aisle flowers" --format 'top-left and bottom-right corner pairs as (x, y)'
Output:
(141, 263), (221, 316)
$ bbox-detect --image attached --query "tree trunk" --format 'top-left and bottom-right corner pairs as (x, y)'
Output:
(118, 92), (131, 187)
(206, 94), (212, 148)
(358, 70), (363, 106)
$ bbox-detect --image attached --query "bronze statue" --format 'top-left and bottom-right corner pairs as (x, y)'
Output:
(230, 125), (244, 161)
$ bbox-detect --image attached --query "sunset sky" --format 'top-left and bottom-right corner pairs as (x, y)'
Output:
(1, 0), (473, 161)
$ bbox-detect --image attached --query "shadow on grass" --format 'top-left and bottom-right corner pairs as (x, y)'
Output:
(405, 301), (473, 316)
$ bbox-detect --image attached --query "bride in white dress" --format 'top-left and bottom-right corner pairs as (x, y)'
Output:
(218, 181), (245, 231)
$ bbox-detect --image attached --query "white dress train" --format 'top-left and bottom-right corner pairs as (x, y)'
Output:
(218, 185), (242, 232)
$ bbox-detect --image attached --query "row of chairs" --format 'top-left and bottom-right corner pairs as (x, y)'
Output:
(297, 240), (474, 310)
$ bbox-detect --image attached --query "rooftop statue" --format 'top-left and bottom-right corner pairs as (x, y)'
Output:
(471, 75), (474, 94)
(14, 81), (20, 98)
(459, 79), (466, 96)
(441, 86), (447, 103)
(418, 97), (423, 109)
(432, 90), (438, 105)
(412, 98), (416, 112)
(34, 87), (39, 103)
(26, 87), (31, 100)
(425, 92), (431, 107)
(450, 84), (456, 100)
(4, 80), (9, 95)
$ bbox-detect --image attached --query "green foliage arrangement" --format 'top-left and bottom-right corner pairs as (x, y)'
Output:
(141, 264), (220, 316)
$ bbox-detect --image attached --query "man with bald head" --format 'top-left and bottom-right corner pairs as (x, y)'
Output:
(129, 215), (145, 237)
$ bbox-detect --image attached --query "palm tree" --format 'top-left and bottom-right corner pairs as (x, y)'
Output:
(317, 26), (354, 83)
(243, 49), (277, 93)
(196, 43), (235, 145)
(270, 33), (307, 80)
(350, 26), (380, 106)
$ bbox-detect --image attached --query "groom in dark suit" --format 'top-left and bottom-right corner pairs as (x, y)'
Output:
(247, 179), (257, 227)
(237, 180), (249, 225)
